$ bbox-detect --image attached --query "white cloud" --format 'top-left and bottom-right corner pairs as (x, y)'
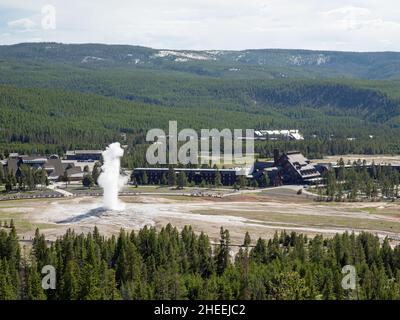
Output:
(322, 6), (371, 17)
(0, 1), (400, 51)
(7, 18), (36, 32)
(320, 5), (400, 31)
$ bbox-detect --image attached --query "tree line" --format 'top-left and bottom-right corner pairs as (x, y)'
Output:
(318, 159), (400, 201)
(0, 165), (48, 192)
(1, 223), (400, 300)
(1, 76), (400, 166)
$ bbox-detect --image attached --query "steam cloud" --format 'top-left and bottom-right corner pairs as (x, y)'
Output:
(98, 142), (128, 210)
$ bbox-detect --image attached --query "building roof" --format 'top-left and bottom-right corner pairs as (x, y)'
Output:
(62, 162), (75, 171)
(285, 152), (310, 167)
(280, 151), (321, 180)
(66, 150), (103, 155)
(66, 166), (84, 178)
(66, 166), (83, 175)
(21, 156), (47, 164)
(8, 153), (19, 158)
(5, 158), (20, 175)
(44, 159), (65, 178)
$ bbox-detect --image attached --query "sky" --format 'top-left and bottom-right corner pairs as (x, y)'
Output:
(0, 0), (399, 51)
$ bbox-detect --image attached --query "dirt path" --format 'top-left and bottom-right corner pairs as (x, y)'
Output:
(47, 184), (73, 197)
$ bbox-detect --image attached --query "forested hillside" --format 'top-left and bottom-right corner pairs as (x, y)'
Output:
(0, 83), (399, 165)
(1, 43), (400, 79)
(0, 43), (399, 160)
(1, 225), (400, 300)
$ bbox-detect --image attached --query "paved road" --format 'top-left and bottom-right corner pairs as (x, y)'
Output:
(47, 184), (74, 197)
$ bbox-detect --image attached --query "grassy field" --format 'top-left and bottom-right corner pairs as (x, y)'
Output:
(192, 207), (400, 234)
(0, 200), (58, 234)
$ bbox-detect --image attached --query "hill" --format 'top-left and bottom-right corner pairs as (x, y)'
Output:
(0, 42), (399, 162)
(1, 42), (400, 79)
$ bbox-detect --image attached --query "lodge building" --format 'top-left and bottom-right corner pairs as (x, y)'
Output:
(132, 167), (238, 186)
(2, 154), (84, 181)
(132, 151), (323, 186)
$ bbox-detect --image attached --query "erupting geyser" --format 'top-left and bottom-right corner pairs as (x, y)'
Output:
(98, 142), (128, 210)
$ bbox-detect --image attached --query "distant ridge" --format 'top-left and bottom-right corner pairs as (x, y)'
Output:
(1, 42), (400, 80)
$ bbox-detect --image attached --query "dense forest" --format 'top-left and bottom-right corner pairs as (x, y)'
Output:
(1, 224), (400, 300)
(1, 43), (400, 79)
(0, 81), (399, 167)
(318, 160), (400, 201)
(0, 43), (399, 164)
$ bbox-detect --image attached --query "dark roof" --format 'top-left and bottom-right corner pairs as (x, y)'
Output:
(6, 158), (20, 175)
(62, 162), (75, 171)
(66, 166), (83, 175)
(252, 161), (275, 172)
(44, 159), (65, 178)
(285, 152), (310, 166)
(21, 156), (47, 164)
(279, 152), (321, 180)
(66, 150), (103, 155)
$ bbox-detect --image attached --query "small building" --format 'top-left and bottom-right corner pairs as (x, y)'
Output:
(65, 166), (84, 181)
(3, 155), (83, 182)
(18, 156), (47, 169)
(44, 158), (67, 181)
(254, 129), (304, 141)
(65, 150), (103, 161)
(8, 153), (20, 159)
(249, 160), (275, 180)
(4, 158), (20, 176)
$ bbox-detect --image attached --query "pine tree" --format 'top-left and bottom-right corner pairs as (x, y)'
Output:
(214, 170), (222, 187)
(82, 174), (95, 188)
(32, 228), (49, 267)
(0, 259), (17, 300)
(92, 162), (101, 185)
(79, 263), (101, 300)
(268, 271), (308, 300)
(61, 260), (80, 300)
(99, 261), (121, 300)
(160, 173), (167, 186)
(40, 168), (48, 188)
(197, 232), (214, 277)
(25, 262), (46, 300)
(60, 171), (70, 188)
(215, 227), (230, 276)
(243, 232), (251, 247)
(168, 166), (176, 187)
(251, 238), (267, 263)
(177, 171), (187, 189)
(260, 172), (270, 187)
(0, 166), (4, 186)
(142, 172), (148, 185)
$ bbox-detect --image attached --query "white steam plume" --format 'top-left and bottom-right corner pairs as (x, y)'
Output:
(98, 142), (128, 210)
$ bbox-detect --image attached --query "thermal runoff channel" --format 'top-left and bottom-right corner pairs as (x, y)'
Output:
(98, 142), (128, 210)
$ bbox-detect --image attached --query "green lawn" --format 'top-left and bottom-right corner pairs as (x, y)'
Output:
(0, 206), (57, 233)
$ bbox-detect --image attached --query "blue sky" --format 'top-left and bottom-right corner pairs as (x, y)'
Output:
(0, 0), (399, 51)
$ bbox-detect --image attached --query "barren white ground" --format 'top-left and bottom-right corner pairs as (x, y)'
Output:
(12, 188), (400, 244)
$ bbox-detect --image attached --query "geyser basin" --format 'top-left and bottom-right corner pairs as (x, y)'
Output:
(97, 142), (128, 210)
(39, 197), (259, 233)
